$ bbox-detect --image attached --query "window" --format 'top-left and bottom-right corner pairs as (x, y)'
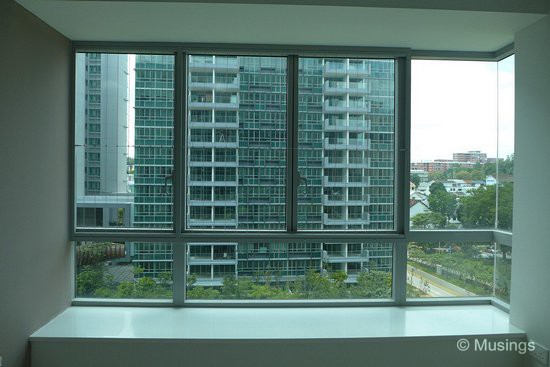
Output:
(75, 52), (175, 230)
(410, 59), (514, 232)
(73, 47), (512, 306)
(186, 55), (287, 230)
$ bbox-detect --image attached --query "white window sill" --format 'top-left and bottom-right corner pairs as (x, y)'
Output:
(30, 305), (523, 341)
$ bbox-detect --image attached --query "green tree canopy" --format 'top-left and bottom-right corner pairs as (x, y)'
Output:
(428, 183), (457, 222)
(411, 174), (421, 187)
(411, 212), (446, 229)
(457, 183), (513, 230)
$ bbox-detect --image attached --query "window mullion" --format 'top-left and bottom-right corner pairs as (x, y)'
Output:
(173, 50), (186, 305)
(287, 55), (299, 232)
(174, 50), (185, 234)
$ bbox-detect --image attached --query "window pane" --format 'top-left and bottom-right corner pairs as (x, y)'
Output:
(185, 242), (392, 300)
(186, 55), (287, 230)
(411, 60), (497, 230)
(75, 53), (175, 230)
(297, 58), (395, 230)
(494, 243), (512, 303)
(497, 55), (514, 231)
(75, 241), (172, 299)
(407, 241), (497, 298)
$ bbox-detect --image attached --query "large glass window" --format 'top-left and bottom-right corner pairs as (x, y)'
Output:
(412, 60), (500, 230)
(186, 55), (287, 230)
(72, 48), (513, 306)
(75, 53), (175, 230)
(496, 55), (515, 231)
(75, 241), (173, 299)
(186, 242), (392, 300)
(297, 58), (395, 230)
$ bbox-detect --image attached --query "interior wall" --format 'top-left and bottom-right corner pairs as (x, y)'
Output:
(511, 14), (550, 367)
(0, 1), (71, 366)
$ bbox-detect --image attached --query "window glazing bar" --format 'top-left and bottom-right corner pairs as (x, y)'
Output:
(287, 55), (299, 232)
(174, 50), (184, 234)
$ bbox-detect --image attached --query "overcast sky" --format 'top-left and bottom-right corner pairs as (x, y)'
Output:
(411, 56), (515, 163)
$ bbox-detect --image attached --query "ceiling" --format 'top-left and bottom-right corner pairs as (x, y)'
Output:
(16, 0), (548, 51)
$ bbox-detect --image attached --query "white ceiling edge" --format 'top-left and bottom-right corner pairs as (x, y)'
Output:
(16, 1), (546, 51)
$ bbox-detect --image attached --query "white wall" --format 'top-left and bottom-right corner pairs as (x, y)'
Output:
(511, 14), (550, 367)
(0, 1), (71, 366)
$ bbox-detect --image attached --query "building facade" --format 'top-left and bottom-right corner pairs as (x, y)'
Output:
(75, 53), (133, 228)
(128, 55), (395, 285)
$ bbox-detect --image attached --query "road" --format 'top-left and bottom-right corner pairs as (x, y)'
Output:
(407, 264), (476, 297)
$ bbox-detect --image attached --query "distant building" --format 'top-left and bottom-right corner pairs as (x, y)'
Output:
(411, 160), (475, 173)
(410, 169), (429, 183)
(409, 199), (431, 227)
(416, 181), (433, 196)
(75, 53), (133, 228)
(453, 150), (487, 163)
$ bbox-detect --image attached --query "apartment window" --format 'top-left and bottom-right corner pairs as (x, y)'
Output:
(410, 58), (514, 232)
(186, 55), (287, 230)
(72, 47), (513, 306)
(74, 52), (175, 230)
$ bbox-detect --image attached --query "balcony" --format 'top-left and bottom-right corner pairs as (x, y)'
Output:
(324, 80), (370, 95)
(188, 199), (237, 206)
(322, 194), (370, 206)
(324, 61), (371, 76)
(187, 254), (237, 266)
(367, 177), (393, 187)
(188, 100), (239, 110)
(323, 213), (370, 226)
(188, 78), (239, 92)
(324, 118), (370, 132)
(189, 58), (239, 72)
(324, 138), (370, 150)
(187, 218), (238, 227)
(188, 140), (238, 149)
(322, 249), (371, 263)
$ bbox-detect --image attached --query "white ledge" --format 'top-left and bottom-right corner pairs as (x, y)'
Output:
(30, 305), (523, 342)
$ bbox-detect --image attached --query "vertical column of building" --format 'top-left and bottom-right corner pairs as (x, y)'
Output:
(77, 53), (131, 228)
(133, 54), (175, 277)
(363, 60), (395, 230)
(84, 53), (103, 196)
(319, 59), (394, 279)
(187, 55), (239, 285)
(236, 57), (289, 281)
(298, 58), (324, 230)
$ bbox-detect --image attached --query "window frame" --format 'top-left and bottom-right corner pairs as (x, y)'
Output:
(70, 42), (513, 309)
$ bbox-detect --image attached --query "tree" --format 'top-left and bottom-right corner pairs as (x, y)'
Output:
(350, 271), (392, 298)
(428, 171), (447, 181)
(428, 182), (457, 223)
(497, 183), (514, 230)
(457, 183), (513, 229)
(500, 154), (514, 176)
(411, 174), (421, 187)
(411, 212), (446, 229)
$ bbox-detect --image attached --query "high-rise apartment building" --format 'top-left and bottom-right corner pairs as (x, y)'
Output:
(75, 53), (133, 228)
(78, 54), (395, 286)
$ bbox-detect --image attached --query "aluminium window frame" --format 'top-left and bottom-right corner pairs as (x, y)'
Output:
(70, 41), (513, 309)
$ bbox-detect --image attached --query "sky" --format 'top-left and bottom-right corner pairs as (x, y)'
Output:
(411, 56), (515, 163)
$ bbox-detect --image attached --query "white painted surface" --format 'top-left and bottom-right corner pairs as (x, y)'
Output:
(511, 14), (550, 367)
(31, 305), (522, 340)
(15, 0), (544, 51)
